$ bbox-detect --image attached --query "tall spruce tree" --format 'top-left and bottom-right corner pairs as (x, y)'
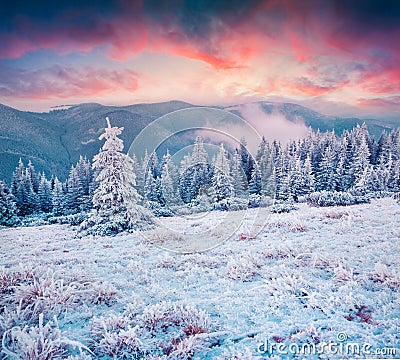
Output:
(145, 170), (163, 203)
(75, 156), (93, 211)
(212, 170), (233, 203)
(230, 150), (247, 197)
(192, 136), (208, 165)
(161, 164), (180, 206)
(161, 151), (180, 194)
(316, 145), (336, 191)
(66, 166), (81, 213)
(15, 170), (38, 216)
(82, 117), (147, 235)
(26, 161), (39, 193)
(11, 159), (25, 196)
(38, 174), (52, 213)
(353, 136), (371, 186)
(249, 164), (262, 195)
(239, 137), (254, 182)
(52, 177), (66, 216)
(213, 143), (230, 175)
(300, 156), (315, 195)
(289, 158), (304, 201)
(0, 181), (18, 226)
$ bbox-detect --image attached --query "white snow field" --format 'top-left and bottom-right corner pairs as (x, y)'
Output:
(0, 198), (399, 359)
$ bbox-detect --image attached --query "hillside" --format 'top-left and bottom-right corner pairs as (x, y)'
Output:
(0, 100), (395, 183)
(0, 101), (195, 182)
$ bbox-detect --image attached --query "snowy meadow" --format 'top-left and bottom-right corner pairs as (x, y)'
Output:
(0, 198), (399, 359)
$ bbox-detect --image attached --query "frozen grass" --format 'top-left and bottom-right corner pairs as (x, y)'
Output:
(0, 198), (399, 358)
(2, 313), (91, 359)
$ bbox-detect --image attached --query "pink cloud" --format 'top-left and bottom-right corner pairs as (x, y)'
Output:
(0, 65), (139, 99)
(358, 96), (400, 109)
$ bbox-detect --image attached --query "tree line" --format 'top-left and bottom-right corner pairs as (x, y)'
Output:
(0, 120), (399, 228)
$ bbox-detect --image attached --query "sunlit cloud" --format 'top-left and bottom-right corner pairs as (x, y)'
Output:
(0, 65), (139, 99)
(0, 0), (399, 118)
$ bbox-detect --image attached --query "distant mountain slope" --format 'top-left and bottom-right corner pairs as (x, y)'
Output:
(37, 101), (196, 169)
(0, 100), (395, 183)
(0, 104), (70, 184)
(226, 101), (393, 139)
(0, 101), (195, 183)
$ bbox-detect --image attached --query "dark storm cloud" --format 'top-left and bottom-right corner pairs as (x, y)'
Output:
(335, 0), (400, 29)
(143, 0), (262, 31)
(1, 0), (399, 60)
(0, 0), (120, 26)
(1, 0), (399, 37)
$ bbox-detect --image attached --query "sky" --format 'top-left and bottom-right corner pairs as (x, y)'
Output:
(0, 0), (400, 120)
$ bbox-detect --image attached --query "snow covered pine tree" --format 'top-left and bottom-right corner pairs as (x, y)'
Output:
(0, 181), (19, 226)
(81, 117), (153, 235)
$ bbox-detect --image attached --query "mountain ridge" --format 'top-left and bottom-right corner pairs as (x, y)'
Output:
(0, 100), (396, 183)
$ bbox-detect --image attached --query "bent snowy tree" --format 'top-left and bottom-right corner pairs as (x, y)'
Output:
(81, 117), (153, 235)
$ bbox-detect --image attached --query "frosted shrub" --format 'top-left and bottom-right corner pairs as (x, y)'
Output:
(0, 266), (35, 299)
(226, 255), (260, 281)
(15, 275), (81, 310)
(123, 295), (145, 319)
(368, 191), (393, 199)
(307, 191), (369, 207)
(145, 201), (174, 217)
(80, 214), (128, 236)
(270, 203), (297, 213)
(143, 228), (183, 245)
(372, 262), (391, 283)
(269, 273), (308, 297)
(140, 301), (212, 334)
(91, 313), (144, 358)
(1, 266), (118, 325)
(333, 264), (356, 283)
(2, 313), (90, 359)
(307, 191), (344, 206)
(88, 281), (118, 305)
(91, 301), (213, 358)
(91, 313), (131, 339)
(50, 213), (88, 226)
(259, 246), (290, 260)
(248, 194), (272, 208)
(266, 218), (308, 233)
(0, 301), (44, 340)
(188, 194), (214, 214)
(166, 335), (205, 360)
(66, 212), (89, 226)
(227, 197), (249, 211)
(370, 263), (400, 289)
(287, 218), (309, 232)
(156, 253), (179, 269)
(214, 197), (248, 211)
(19, 214), (49, 227)
(93, 326), (143, 358)
(172, 206), (191, 216)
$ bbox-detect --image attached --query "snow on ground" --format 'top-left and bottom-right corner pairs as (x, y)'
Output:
(0, 198), (399, 359)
